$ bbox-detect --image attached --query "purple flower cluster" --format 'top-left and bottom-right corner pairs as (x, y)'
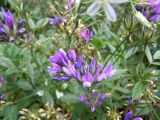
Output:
(136, 0), (160, 21)
(0, 8), (26, 42)
(0, 76), (5, 100)
(80, 28), (93, 42)
(124, 111), (143, 120)
(80, 90), (106, 112)
(49, 16), (62, 26)
(48, 49), (116, 88)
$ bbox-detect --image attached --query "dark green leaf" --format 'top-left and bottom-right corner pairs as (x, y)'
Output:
(17, 81), (33, 91)
(132, 81), (146, 100)
(60, 94), (79, 103)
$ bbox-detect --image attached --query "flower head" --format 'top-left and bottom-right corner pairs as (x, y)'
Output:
(80, 28), (93, 42)
(0, 8), (26, 42)
(48, 49), (116, 88)
(79, 90), (106, 112)
(1, 7), (14, 30)
(87, 0), (128, 22)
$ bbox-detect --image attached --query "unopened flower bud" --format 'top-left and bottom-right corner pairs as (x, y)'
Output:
(19, 116), (26, 120)
(40, 113), (47, 117)
(39, 108), (45, 113)
(19, 111), (26, 115)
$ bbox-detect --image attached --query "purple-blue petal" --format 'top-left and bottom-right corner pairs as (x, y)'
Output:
(124, 111), (133, 120)
(18, 19), (25, 29)
(80, 28), (93, 41)
(90, 58), (96, 73)
(68, 0), (73, 9)
(0, 93), (5, 100)
(79, 96), (86, 102)
(52, 76), (70, 81)
(90, 103), (95, 112)
(75, 55), (83, 69)
(0, 76), (5, 86)
(82, 72), (94, 83)
(98, 93), (106, 101)
(133, 117), (143, 120)
(17, 28), (26, 35)
(49, 16), (62, 25)
(68, 49), (76, 62)
(5, 10), (14, 30)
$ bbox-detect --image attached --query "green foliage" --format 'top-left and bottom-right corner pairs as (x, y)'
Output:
(0, 0), (160, 119)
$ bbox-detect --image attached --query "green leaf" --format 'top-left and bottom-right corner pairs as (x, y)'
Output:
(42, 91), (54, 105)
(17, 81), (33, 91)
(60, 94), (79, 103)
(27, 63), (35, 80)
(3, 105), (18, 120)
(0, 57), (15, 68)
(132, 81), (146, 100)
(153, 50), (160, 59)
(7, 0), (20, 13)
(145, 46), (152, 64)
(36, 18), (49, 28)
(115, 86), (130, 94)
(152, 62), (160, 66)
(28, 19), (36, 30)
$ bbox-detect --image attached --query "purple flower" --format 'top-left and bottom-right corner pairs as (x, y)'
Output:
(124, 111), (133, 120)
(124, 111), (143, 120)
(18, 19), (25, 29)
(0, 8), (26, 42)
(136, 0), (160, 21)
(49, 16), (62, 26)
(80, 28), (93, 42)
(1, 7), (14, 30)
(79, 90), (106, 112)
(82, 72), (94, 87)
(48, 49), (116, 88)
(0, 93), (5, 100)
(52, 76), (70, 81)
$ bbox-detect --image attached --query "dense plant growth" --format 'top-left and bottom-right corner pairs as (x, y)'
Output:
(0, 0), (160, 120)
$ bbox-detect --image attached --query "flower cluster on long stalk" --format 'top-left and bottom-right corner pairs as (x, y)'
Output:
(48, 49), (116, 88)
(48, 49), (116, 111)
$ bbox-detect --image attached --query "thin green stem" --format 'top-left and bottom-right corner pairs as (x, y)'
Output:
(103, 32), (131, 69)
(113, 40), (127, 65)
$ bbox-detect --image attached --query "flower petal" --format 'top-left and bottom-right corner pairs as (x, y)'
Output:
(68, 49), (76, 62)
(82, 72), (94, 83)
(90, 58), (96, 73)
(87, 0), (102, 17)
(83, 81), (92, 87)
(133, 117), (143, 120)
(109, 0), (128, 3)
(97, 73), (107, 82)
(52, 76), (70, 81)
(63, 67), (72, 76)
(103, 2), (117, 22)
(124, 111), (133, 120)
